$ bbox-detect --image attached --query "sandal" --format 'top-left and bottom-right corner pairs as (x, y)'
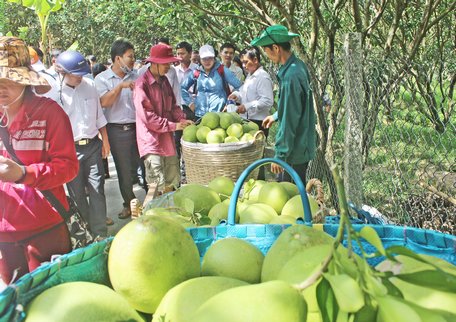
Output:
(106, 217), (114, 226)
(118, 207), (131, 219)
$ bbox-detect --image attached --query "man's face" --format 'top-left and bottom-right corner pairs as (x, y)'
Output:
(191, 52), (200, 64)
(176, 48), (191, 65)
(117, 49), (135, 69)
(64, 73), (83, 87)
(263, 45), (281, 64)
(0, 79), (26, 106)
(220, 47), (235, 64)
(150, 63), (171, 76)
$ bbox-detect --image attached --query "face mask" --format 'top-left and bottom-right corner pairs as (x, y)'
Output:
(119, 58), (132, 74)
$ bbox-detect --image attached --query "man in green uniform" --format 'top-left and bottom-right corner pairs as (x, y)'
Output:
(251, 25), (316, 184)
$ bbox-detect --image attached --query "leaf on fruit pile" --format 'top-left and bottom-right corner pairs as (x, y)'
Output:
(316, 278), (338, 322)
(182, 198), (195, 214)
(396, 270), (456, 293)
(359, 226), (385, 256)
(323, 274), (365, 313)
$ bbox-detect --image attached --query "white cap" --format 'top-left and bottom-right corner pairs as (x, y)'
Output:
(199, 44), (215, 59)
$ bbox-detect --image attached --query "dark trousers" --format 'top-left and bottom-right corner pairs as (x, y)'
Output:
(106, 124), (143, 208)
(0, 223), (70, 283)
(279, 162), (309, 185)
(66, 138), (107, 237)
(249, 119), (269, 180)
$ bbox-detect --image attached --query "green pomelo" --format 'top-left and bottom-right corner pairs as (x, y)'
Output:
(277, 244), (332, 284)
(182, 124), (198, 143)
(221, 198), (240, 223)
(208, 202), (229, 225)
(279, 182), (300, 198)
(226, 123), (244, 138)
(144, 207), (191, 218)
(281, 194), (320, 219)
(258, 182), (290, 214)
(269, 215), (297, 225)
(240, 133), (254, 142)
(191, 280), (307, 322)
(219, 113), (235, 129)
(206, 130), (224, 144)
(202, 238), (264, 283)
(224, 136), (239, 143)
(239, 203), (278, 224)
(243, 179), (266, 202)
(390, 277), (456, 314)
(261, 225), (334, 282)
(108, 216), (201, 313)
(249, 130), (258, 136)
(152, 276), (248, 322)
(196, 126), (211, 143)
(247, 121), (259, 132)
(201, 112), (220, 129)
(229, 112), (243, 124)
(242, 123), (251, 134)
(25, 281), (144, 322)
(213, 127), (227, 140)
(208, 176), (234, 200)
(174, 184), (221, 216)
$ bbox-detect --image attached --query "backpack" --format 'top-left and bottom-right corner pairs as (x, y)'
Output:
(193, 64), (231, 97)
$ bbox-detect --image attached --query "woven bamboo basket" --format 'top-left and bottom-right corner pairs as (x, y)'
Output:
(181, 131), (265, 185)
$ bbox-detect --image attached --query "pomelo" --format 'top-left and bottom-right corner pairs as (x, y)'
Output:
(261, 225), (334, 282)
(279, 181), (300, 198)
(213, 127), (227, 140)
(269, 215), (297, 225)
(219, 113), (235, 129)
(191, 281), (307, 322)
(108, 216), (201, 313)
(226, 123), (243, 138)
(208, 202), (229, 225)
(240, 133), (254, 142)
(182, 124), (198, 142)
(25, 281), (144, 322)
(196, 126), (211, 143)
(258, 182), (290, 214)
(242, 179), (266, 202)
(152, 276), (248, 322)
(224, 135), (239, 143)
(201, 112), (220, 129)
(229, 112), (243, 123)
(239, 203), (278, 224)
(206, 130), (224, 144)
(208, 176), (234, 200)
(144, 207), (196, 228)
(247, 121), (259, 132)
(281, 194), (320, 219)
(174, 184), (221, 216)
(201, 238), (264, 283)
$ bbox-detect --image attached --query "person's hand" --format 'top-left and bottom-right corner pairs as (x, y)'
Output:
(0, 156), (25, 183)
(102, 140), (111, 159)
(236, 104), (246, 114)
(228, 93), (238, 101)
(176, 119), (194, 131)
(271, 163), (284, 174)
(262, 115), (275, 129)
(122, 81), (135, 90)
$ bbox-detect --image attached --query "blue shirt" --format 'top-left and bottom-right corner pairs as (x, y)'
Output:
(181, 61), (242, 117)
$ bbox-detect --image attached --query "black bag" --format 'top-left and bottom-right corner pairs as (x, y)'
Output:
(0, 127), (94, 249)
(182, 104), (198, 122)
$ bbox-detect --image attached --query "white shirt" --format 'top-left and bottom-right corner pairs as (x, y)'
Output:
(94, 67), (138, 124)
(229, 64), (244, 82)
(60, 77), (107, 141)
(175, 62), (198, 84)
(232, 66), (274, 121)
(138, 64), (182, 106)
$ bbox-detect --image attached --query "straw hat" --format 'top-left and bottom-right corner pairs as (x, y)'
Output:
(0, 37), (50, 94)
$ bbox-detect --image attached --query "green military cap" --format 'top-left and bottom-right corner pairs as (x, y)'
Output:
(251, 25), (299, 47)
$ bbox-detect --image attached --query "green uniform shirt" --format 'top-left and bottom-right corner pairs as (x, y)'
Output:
(273, 53), (316, 164)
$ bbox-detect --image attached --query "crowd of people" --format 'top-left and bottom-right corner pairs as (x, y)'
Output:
(0, 25), (316, 283)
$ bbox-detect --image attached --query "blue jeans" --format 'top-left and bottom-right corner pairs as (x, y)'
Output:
(66, 138), (107, 237)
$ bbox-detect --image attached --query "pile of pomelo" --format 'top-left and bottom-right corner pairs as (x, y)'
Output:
(182, 111), (260, 144)
(143, 176), (321, 227)
(24, 215), (456, 322)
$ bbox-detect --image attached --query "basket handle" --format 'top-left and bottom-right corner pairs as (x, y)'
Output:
(227, 158), (313, 225)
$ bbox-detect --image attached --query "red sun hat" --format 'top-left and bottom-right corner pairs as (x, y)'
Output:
(145, 44), (181, 64)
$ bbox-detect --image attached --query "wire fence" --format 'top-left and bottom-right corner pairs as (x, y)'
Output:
(304, 42), (455, 234)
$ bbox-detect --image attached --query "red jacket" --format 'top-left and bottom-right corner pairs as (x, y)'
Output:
(0, 92), (79, 242)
